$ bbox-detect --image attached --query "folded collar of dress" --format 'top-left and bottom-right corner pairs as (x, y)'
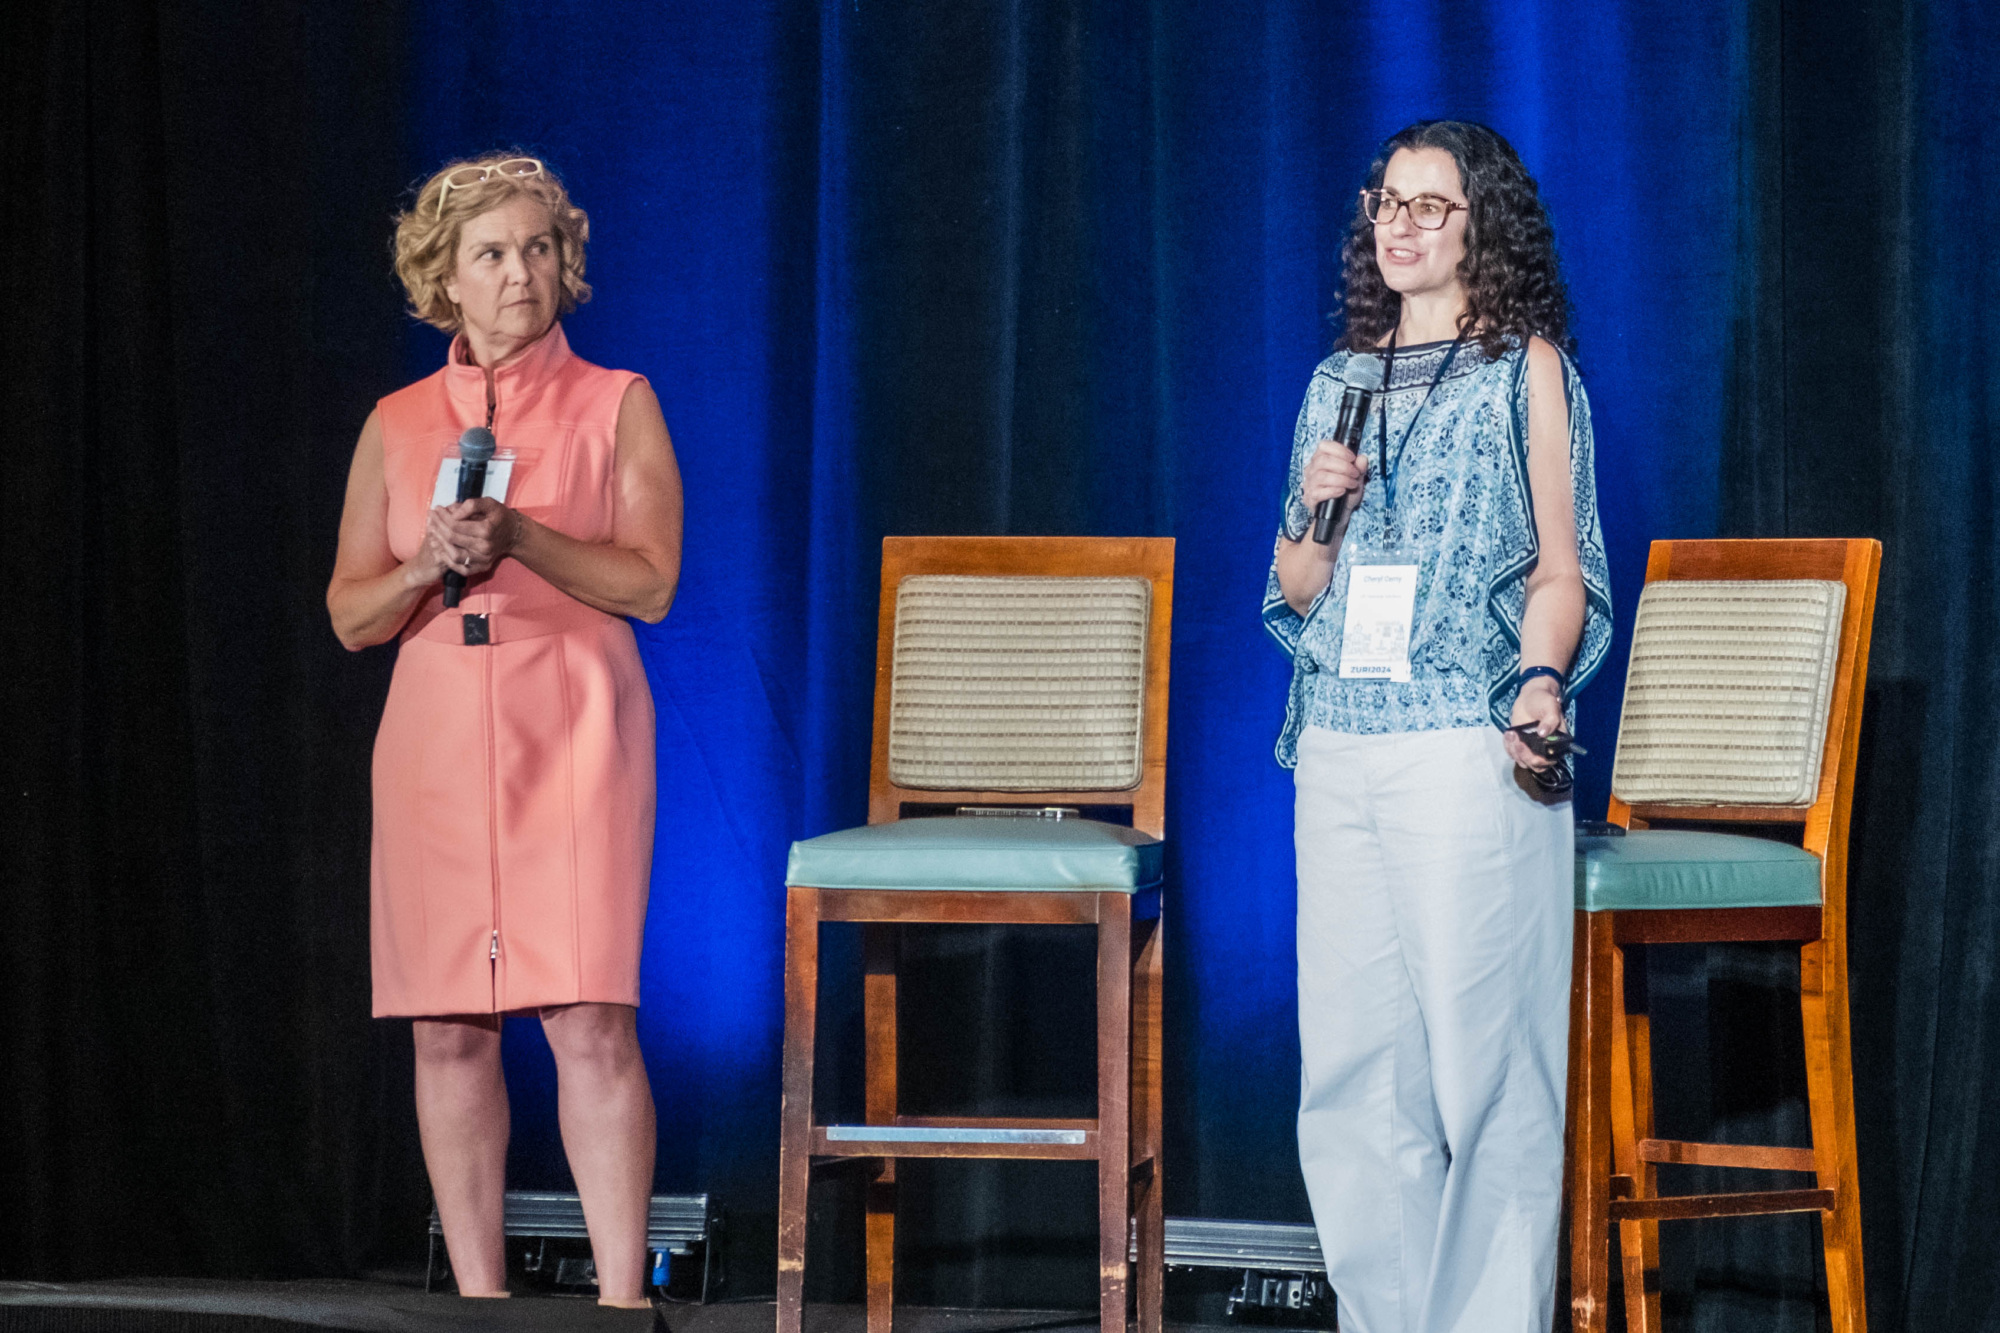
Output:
(442, 321), (571, 412)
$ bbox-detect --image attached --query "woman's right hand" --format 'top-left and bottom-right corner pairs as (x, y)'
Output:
(413, 498), (521, 588)
(1300, 439), (1370, 513)
(407, 514), (458, 588)
(1276, 438), (1371, 613)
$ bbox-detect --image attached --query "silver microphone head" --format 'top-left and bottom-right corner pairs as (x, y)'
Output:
(1343, 354), (1385, 392)
(457, 426), (497, 464)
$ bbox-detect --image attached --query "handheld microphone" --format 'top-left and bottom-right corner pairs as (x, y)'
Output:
(441, 426), (496, 609)
(1311, 354), (1385, 544)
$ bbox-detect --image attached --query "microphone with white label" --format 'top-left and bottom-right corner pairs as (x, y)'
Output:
(1311, 353), (1385, 544)
(441, 426), (496, 609)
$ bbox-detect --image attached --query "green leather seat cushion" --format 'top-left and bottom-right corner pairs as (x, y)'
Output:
(1576, 829), (1822, 911)
(787, 816), (1162, 893)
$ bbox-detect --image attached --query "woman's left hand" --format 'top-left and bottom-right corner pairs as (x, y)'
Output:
(429, 497), (527, 577)
(1504, 676), (1566, 771)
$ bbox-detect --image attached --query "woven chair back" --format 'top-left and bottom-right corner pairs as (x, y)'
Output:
(866, 537), (1174, 832)
(887, 575), (1151, 792)
(1610, 579), (1847, 807)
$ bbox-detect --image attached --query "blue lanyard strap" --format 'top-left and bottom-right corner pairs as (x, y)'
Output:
(1376, 331), (1465, 511)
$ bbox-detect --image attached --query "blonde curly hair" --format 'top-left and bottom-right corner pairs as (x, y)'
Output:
(392, 152), (592, 333)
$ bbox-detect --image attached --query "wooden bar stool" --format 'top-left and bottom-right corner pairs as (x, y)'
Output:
(1568, 538), (1880, 1333)
(777, 536), (1173, 1333)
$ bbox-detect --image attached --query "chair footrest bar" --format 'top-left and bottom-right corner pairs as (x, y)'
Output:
(824, 1124), (1086, 1145)
(1609, 1188), (1835, 1222)
(1637, 1138), (1817, 1171)
(811, 1118), (1099, 1160)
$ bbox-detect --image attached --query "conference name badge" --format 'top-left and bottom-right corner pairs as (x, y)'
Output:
(1337, 549), (1418, 683)
(430, 448), (518, 506)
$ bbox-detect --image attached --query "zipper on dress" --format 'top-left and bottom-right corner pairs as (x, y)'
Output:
(481, 369), (501, 1013)
(485, 636), (502, 1013)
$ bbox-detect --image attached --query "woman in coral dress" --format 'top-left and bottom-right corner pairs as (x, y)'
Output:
(327, 154), (681, 1312)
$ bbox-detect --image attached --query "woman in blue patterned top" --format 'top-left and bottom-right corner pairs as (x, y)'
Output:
(1264, 121), (1611, 1333)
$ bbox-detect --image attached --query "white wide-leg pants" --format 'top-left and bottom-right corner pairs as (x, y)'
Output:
(1294, 725), (1572, 1333)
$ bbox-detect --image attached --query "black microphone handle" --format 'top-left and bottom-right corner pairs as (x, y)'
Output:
(1309, 494), (1345, 545)
(441, 458), (491, 609)
(1310, 385), (1374, 544)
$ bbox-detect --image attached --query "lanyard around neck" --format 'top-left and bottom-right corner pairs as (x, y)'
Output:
(1377, 330), (1465, 511)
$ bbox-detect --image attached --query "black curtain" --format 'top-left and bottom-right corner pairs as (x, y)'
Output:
(1718, 1), (2000, 1330)
(2, 0), (426, 1277)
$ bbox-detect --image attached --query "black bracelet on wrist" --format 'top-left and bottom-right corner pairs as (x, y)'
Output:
(1516, 665), (1567, 699)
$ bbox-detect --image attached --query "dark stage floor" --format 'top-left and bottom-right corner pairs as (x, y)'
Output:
(0, 1281), (1267, 1333)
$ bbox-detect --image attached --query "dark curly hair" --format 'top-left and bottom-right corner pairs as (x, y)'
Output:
(1336, 120), (1574, 361)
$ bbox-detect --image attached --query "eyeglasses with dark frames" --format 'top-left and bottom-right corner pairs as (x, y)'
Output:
(1359, 188), (1467, 231)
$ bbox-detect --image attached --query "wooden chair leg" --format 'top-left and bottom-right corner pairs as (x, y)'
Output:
(1801, 936), (1868, 1333)
(863, 925), (899, 1333)
(1131, 917), (1164, 1333)
(1610, 943), (1662, 1333)
(1096, 896), (1133, 1333)
(777, 888), (821, 1333)
(1570, 911), (1614, 1333)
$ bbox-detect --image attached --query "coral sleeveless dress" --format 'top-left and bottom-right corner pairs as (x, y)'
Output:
(370, 323), (656, 1017)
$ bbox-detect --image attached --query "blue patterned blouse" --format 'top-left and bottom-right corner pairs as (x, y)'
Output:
(1261, 337), (1613, 768)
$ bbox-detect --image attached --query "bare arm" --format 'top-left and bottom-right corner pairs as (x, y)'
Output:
(439, 379), (684, 623)
(326, 410), (454, 650)
(1504, 336), (1587, 769)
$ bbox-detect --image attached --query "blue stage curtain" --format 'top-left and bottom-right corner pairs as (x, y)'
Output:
(400, 0), (1755, 1307)
(397, 0), (2000, 1316)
